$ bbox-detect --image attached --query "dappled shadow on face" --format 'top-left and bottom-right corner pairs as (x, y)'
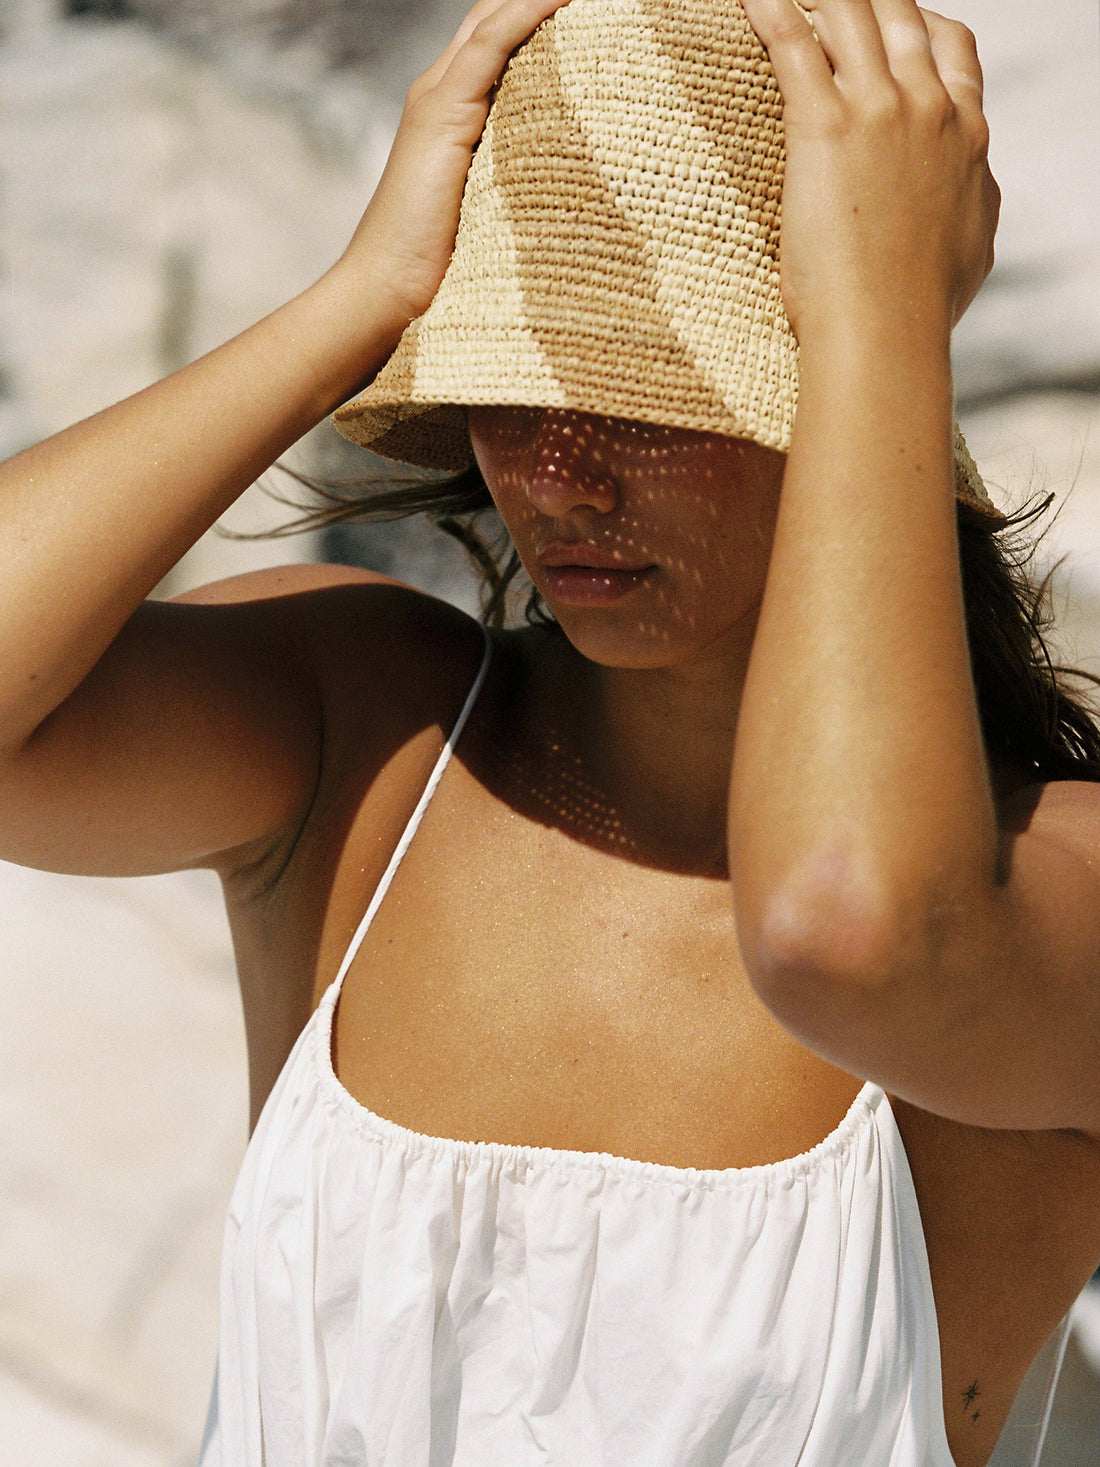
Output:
(469, 407), (784, 665)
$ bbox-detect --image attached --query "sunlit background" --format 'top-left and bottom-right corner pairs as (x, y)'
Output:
(0, 1), (1097, 1461)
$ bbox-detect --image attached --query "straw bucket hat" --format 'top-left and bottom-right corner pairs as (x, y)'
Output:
(334, 0), (997, 515)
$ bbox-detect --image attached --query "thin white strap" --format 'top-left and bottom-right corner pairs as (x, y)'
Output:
(1029, 1313), (1071, 1466)
(331, 625), (492, 994)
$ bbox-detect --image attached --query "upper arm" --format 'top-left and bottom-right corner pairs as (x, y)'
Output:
(0, 563), (389, 880)
(755, 777), (1100, 1135)
(976, 778), (1100, 1128)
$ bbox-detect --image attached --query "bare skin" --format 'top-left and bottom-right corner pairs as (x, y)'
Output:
(1, 1), (1100, 1464)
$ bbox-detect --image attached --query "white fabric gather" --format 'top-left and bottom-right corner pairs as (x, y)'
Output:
(201, 986), (956, 1466)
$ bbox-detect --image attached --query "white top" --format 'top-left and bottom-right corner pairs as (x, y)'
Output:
(200, 628), (1067, 1466)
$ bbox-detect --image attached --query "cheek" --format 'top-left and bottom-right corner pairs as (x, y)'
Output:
(617, 486), (772, 591)
(469, 428), (532, 538)
(488, 478), (542, 554)
(468, 408), (538, 477)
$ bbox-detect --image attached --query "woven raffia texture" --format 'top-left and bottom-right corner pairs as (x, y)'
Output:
(335, 0), (995, 512)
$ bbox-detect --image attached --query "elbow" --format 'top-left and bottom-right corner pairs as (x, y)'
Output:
(736, 844), (932, 1042)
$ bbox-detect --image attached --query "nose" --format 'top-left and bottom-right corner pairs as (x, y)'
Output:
(525, 410), (619, 518)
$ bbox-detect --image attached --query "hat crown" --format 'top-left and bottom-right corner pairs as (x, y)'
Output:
(334, 0), (995, 515)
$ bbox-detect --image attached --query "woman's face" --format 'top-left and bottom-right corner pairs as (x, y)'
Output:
(468, 406), (785, 669)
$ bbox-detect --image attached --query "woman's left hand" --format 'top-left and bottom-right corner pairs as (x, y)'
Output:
(741, 0), (1000, 343)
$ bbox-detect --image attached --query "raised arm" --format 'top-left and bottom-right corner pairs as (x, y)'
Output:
(731, 0), (1100, 1133)
(0, 0), (568, 879)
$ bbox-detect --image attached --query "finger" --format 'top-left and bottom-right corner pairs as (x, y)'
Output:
(796, 0), (893, 87)
(920, 9), (985, 110)
(437, 0), (570, 101)
(412, 0), (567, 102)
(740, 0), (836, 105)
(867, 0), (939, 84)
(411, 0), (506, 94)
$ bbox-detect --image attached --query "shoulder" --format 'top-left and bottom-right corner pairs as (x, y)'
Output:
(169, 560), (383, 604)
(997, 774), (1100, 855)
(175, 559), (492, 879)
(173, 560), (488, 705)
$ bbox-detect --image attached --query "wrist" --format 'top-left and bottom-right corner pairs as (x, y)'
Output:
(789, 315), (957, 511)
(326, 252), (423, 347)
(797, 310), (954, 431)
(289, 263), (417, 416)
(796, 301), (953, 378)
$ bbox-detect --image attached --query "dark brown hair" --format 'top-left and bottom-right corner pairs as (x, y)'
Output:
(266, 464), (1100, 784)
(956, 497), (1100, 781)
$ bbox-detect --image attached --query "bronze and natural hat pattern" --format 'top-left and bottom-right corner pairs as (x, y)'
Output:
(334, 0), (995, 513)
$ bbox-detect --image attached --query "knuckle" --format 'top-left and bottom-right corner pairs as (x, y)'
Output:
(469, 10), (507, 47)
(951, 20), (979, 51)
(405, 75), (430, 108)
(922, 86), (955, 128)
(985, 177), (1002, 231)
(858, 84), (902, 129)
(402, 87), (434, 124)
(970, 116), (991, 160)
(770, 14), (811, 45)
(900, 78), (953, 132)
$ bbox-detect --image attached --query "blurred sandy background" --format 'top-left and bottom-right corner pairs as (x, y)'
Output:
(0, 1), (1097, 1462)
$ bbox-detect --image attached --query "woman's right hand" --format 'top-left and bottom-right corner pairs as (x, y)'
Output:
(337, 0), (570, 343)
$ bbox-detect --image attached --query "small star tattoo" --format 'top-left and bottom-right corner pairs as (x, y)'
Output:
(962, 1381), (981, 1410)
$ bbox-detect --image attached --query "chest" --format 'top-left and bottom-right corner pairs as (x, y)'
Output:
(327, 761), (863, 1170)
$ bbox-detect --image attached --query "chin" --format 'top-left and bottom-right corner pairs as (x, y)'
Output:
(549, 605), (729, 671)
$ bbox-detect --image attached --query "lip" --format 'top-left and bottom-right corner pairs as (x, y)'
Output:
(535, 543), (658, 606)
(538, 564), (657, 606)
(537, 542), (653, 572)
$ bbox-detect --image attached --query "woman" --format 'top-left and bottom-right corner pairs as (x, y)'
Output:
(1, 0), (1099, 1463)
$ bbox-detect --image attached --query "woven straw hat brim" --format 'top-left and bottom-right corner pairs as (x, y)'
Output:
(334, 0), (998, 518)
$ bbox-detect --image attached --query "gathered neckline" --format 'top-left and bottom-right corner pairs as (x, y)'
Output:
(312, 979), (884, 1194)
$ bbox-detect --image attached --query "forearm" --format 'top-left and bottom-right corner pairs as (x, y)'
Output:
(0, 259), (398, 751)
(0, 0), (573, 756)
(729, 319), (1000, 996)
